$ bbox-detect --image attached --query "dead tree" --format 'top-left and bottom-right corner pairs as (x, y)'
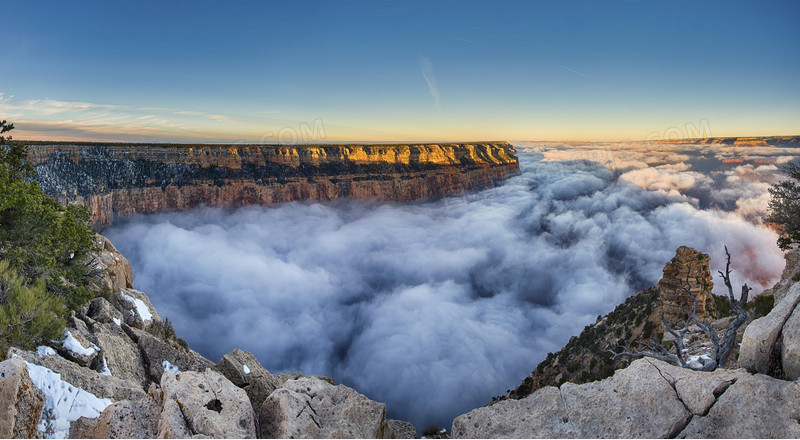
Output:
(607, 246), (750, 371)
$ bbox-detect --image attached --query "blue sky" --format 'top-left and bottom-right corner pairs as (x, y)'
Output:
(1, 1), (798, 142)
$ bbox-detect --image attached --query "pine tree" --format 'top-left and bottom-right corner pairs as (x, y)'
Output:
(767, 161), (800, 250)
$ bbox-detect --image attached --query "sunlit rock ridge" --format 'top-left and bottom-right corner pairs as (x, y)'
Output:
(26, 142), (519, 228)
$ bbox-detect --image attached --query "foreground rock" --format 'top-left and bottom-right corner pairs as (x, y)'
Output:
(260, 376), (391, 438)
(0, 358), (45, 439)
(159, 370), (257, 438)
(70, 395), (161, 439)
(8, 347), (145, 402)
(739, 282), (800, 377)
(452, 358), (800, 438)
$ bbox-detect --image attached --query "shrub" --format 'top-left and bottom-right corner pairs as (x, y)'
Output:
(0, 260), (66, 359)
(767, 160), (800, 250)
(0, 120), (96, 311)
(176, 337), (190, 350)
(642, 320), (655, 339)
(713, 294), (734, 317)
(746, 294), (775, 320)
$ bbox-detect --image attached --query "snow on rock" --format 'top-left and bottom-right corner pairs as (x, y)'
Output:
(98, 357), (112, 376)
(61, 331), (98, 357)
(162, 360), (180, 373)
(24, 361), (111, 439)
(112, 317), (121, 327)
(37, 346), (57, 357)
(123, 294), (152, 322)
(243, 364), (250, 375)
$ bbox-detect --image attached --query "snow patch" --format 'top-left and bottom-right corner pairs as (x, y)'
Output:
(688, 354), (712, 363)
(162, 360), (180, 373)
(98, 357), (112, 376)
(112, 317), (121, 327)
(242, 364), (250, 375)
(123, 294), (153, 322)
(37, 346), (57, 357)
(24, 361), (111, 439)
(61, 331), (98, 357)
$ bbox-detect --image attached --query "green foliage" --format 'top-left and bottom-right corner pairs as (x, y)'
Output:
(767, 161), (800, 250)
(0, 121), (96, 311)
(642, 320), (655, 340)
(713, 294), (734, 318)
(746, 294), (774, 320)
(176, 337), (190, 350)
(161, 318), (176, 341)
(0, 260), (66, 359)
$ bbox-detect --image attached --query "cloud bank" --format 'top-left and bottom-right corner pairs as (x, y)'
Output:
(106, 150), (785, 429)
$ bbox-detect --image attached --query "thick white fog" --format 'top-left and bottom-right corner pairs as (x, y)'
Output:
(105, 143), (794, 428)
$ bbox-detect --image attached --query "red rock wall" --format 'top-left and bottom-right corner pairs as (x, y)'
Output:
(28, 143), (519, 228)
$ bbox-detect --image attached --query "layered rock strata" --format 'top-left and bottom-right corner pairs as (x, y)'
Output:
(658, 246), (716, 328)
(27, 142), (519, 228)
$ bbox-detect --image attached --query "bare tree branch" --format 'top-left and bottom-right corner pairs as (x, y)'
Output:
(610, 246), (749, 371)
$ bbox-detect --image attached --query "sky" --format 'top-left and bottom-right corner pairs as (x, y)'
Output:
(1, 0), (799, 142)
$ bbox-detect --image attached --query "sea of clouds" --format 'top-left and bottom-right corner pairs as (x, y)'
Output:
(105, 142), (796, 429)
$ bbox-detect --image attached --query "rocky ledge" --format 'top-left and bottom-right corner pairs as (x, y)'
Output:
(26, 142), (519, 228)
(0, 235), (415, 439)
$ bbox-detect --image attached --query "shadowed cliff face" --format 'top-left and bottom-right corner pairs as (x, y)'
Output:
(27, 142), (519, 228)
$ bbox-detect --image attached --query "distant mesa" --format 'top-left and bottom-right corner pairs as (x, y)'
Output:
(26, 142), (520, 228)
(657, 135), (800, 147)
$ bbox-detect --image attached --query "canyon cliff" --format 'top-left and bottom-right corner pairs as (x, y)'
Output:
(26, 142), (519, 228)
(656, 135), (800, 147)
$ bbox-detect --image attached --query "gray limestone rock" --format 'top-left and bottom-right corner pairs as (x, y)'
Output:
(158, 369), (257, 438)
(739, 283), (800, 374)
(69, 395), (161, 439)
(0, 358), (46, 439)
(8, 347), (145, 402)
(259, 376), (390, 439)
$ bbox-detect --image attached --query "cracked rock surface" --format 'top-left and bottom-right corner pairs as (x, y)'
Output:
(159, 369), (257, 439)
(259, 376), (390, 439)
(451, 358), (800, 438)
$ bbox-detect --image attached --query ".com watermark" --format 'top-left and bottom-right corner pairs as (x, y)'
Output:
(644, 118), (712, 142)
(231, 118), (327, 145)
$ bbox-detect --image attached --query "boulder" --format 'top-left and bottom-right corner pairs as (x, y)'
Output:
(92, 322), (148, 387)
(130, 327), (213, 382)
(90, 235), (134, 293)
(114, 288), (162, 332)
(452, 386), (575, 438)
(739, 283), (800, 374)
(774, 247), (800, 304)
(559, 359), (691, 438)
(83, 297), (125, 326)
(216, 348), (283, 419)
(0, 358), (46, 439)
(259, 376), (390, 439)
(8, 347), (145, 402)
(781, 305), (800, 380)
(678, 373), (800, 438)
(452, 359), (691, 438)
(452, 358), (800, 439)
(70, 395), (160, 439)
(387, 419), (417, 439)
(158, 369), (257, 438)
(56, 319), (101, 369)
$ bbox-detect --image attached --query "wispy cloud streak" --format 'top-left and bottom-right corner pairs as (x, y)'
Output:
(420, 57), (441, 112)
